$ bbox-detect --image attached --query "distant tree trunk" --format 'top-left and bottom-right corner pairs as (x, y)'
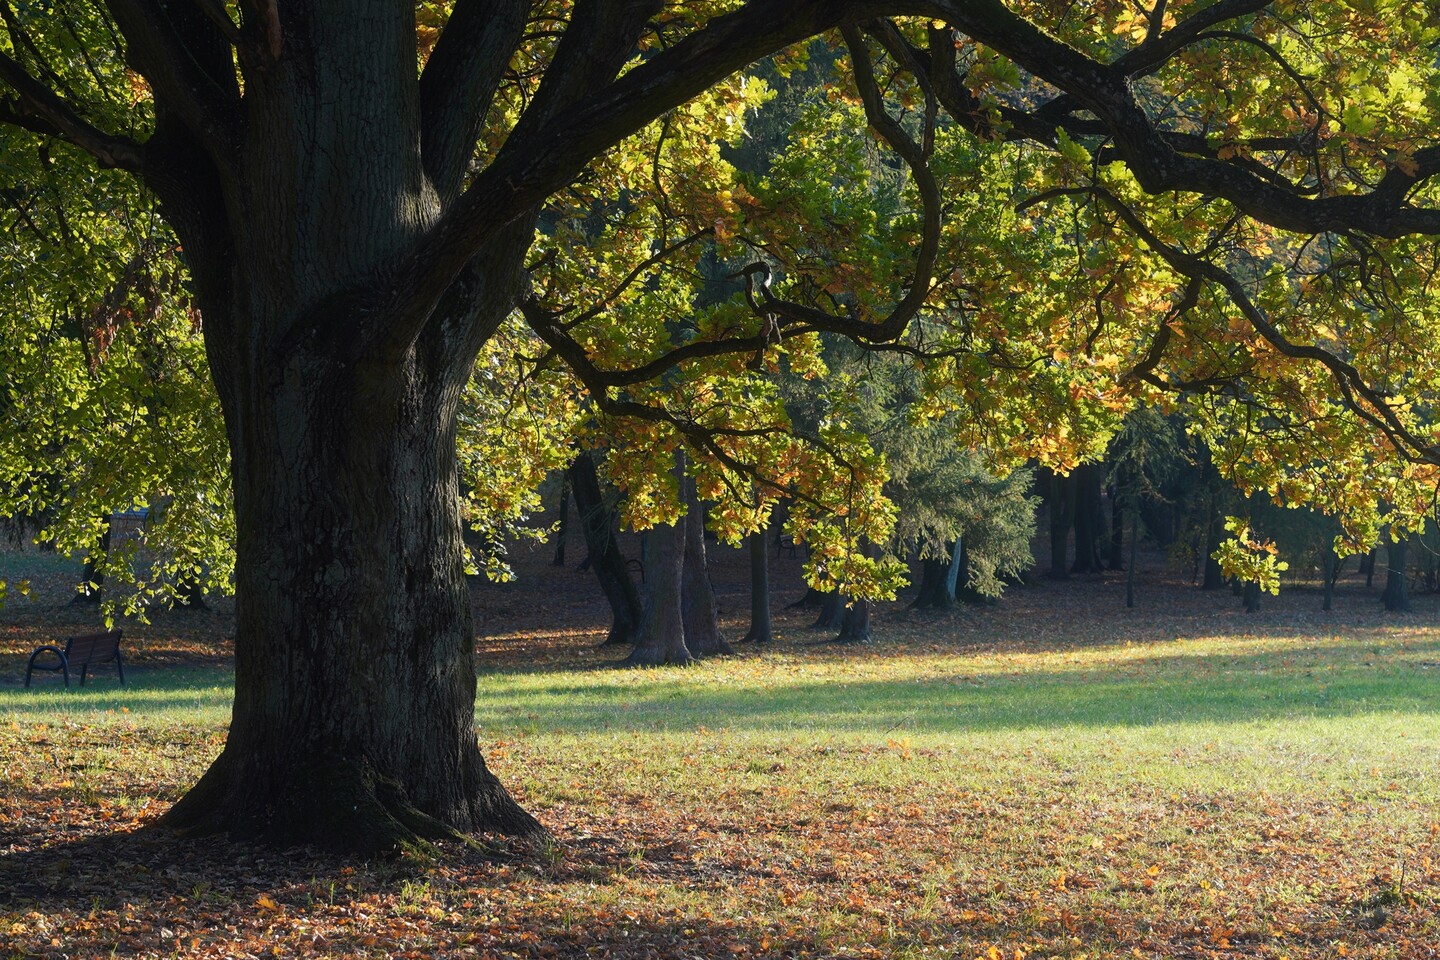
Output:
(832, 596), (872, 644)
(1070, 464), (1105, 574)
(624, 516), (692, 666)
(831, 541), (876, 644)
(551, 471), (570, 567)
(910, 555), (951, 609)
(1201, 505), (1226, 591)
(789, 586), (826, 608)
(1125, 505), (1139, 608)
(945, 538), (965, 602)
(1047, 468), (1073, 579)
(1140, 498), (1176, 547)
(175, 576), (210, 609)
(741, 527), (772, 644)
(569, 453), (642, 647)
(1242, 579), (1261, 613)
(812, 590), (845, 630)
(1108, 477), (1125, 571)
(1382, 534), (1411, 612)
(72, 517), (110, 604)
(1364, 548), (1378, 589)
(680, 471), (731, 657)
(1322, 540), (1337, 612)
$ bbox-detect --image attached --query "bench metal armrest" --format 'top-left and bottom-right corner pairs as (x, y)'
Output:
(25, 646), (69, 688)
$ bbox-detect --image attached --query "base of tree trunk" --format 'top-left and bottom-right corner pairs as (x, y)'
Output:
(596, 629), (633, 647)
(739, 626), (772, 643)
(787, 587), (826, 609)
(161, 745), (543, 857)
(1242, 581), (1261, 613)
(811, 592), (844, 630)
(689, 637), (736, 657)
(619, 645), (696, 667)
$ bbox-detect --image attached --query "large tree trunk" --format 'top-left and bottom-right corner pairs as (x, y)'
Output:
(832, 596), (872, 644)
(150, 7), (549, 852)
(569, 452), (642, 646)
(623, 450), (694, 666)
(164, 296), (542, 851)
(680, 470), (732, 657)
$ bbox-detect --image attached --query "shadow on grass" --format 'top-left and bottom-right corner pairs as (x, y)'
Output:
(0, 825), (856, 960)
(478, 643), (1440, 737)
(0, 666), (234, 718)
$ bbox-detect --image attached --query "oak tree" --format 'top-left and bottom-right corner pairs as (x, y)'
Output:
(5, 1), (1440, 854)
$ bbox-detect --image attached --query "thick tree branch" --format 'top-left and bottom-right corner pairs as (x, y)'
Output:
(374, 0), (889, 363)
(419, 0), (529, 205)
(727, 22), (942, 348)
(0, 51), (143, 171)
(508, 0), (664, 140)
(921, 0), (1440, 236)
(190, 0), (243, 47)
(1075, 185), (1440, 465)
(104, 0), (239, 152)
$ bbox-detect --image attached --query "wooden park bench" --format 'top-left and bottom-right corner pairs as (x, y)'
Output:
(24, 629), (126, 689)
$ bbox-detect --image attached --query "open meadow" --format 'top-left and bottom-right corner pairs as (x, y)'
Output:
(3, 539), (1440, 959)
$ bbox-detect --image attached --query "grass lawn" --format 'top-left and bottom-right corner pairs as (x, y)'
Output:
(2, 540), (1439, 959)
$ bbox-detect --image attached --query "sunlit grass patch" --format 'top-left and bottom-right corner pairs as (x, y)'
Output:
(2, 589), (1439, 958)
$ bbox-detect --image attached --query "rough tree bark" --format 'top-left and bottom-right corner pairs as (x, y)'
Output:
(812, 590), (846, 630)
(1242, 579), (1262, 613)
(832, 595), (872, 644)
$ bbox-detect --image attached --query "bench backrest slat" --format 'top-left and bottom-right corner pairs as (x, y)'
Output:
(64, 630), (122, 664)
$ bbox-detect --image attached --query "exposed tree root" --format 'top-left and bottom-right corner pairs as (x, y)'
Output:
(162, 748), (546, 857)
